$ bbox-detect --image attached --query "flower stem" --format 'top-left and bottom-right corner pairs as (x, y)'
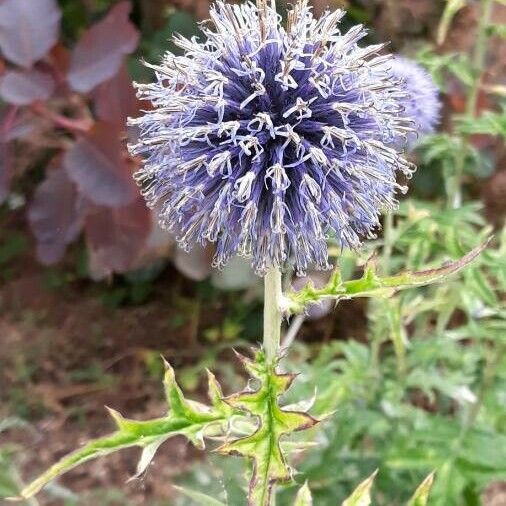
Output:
(382, 212), (394, 275)
(264, 267), (283, 364)
(448, 0), (494, 208)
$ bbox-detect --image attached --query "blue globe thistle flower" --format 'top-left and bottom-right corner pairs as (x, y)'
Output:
(129, 0), (415, 275)
(389, 56), (441, 147)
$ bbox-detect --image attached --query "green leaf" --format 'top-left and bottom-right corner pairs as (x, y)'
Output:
(218, 350), (318, 506)
(457, 110), (506, 138)
(285, 239), (490, 315)
(16, 363), (233, 500)
(342, 470), (378, 506)
(174, 485), (227, 506)
(487, 23), (506, 38)
(464, 266), (498, 307)
(294, 481), (313, 506)
(407, 472), (435, 506)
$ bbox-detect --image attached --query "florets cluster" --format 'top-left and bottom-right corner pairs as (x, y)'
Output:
(129, 0), (415, 275)
(390, 56), (441, 147)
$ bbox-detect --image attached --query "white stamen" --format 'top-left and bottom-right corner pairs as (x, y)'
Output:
(234, 171), (256, 202)
(265, 164), (290, 192)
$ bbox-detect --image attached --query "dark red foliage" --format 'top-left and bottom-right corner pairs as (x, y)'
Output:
(28, 165), (85, 265)
(0, 141), (12, 204)
(67, 1), (139, 93)
(64, 122), (138, 208)
(0, 1), (163, 277)
(85, 198), (151, 276)
(0, 0), (61, 68)
(93, 65), (142, 126)
(0, 69), (55, 106)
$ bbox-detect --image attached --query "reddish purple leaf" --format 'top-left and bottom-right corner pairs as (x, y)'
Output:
(68, 2), (139, 93)
(93, 64), (141, 125)
(28, 167), (85, 264)
(5, 112), (40, 141)
(0, 69), (54, 105)
(0, 142), (12, 204)
(64, 122), (138, 208)
(85, 198), (151, 276)
(0, 0), (61, 68)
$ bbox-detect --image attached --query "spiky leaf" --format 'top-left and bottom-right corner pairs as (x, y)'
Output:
(342, 470), (378, 506)
(407, 472), (435, 506)
(16, 363), (233, 500)
(218, 350), (318, 506)
(285, 240), (490, 315)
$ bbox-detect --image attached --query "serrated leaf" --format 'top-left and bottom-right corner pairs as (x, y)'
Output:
(285, 240), (490, 315)
(174, 486), (227, 506)
(407, 472), (435, 506)
(16, 365), (232, 500)
(218, 350), (318, 506)
(342, 470), (378, 506)
(294, 482), (313, 506)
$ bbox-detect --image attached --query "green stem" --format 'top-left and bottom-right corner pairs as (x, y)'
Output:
(467, 0), (494, 118)
(448, 0), (494, 208)
(370, 212), (395, 373)
(382, 212), (394, 275)
(263, 267), (282, 506)
(263, 268), (283, 364)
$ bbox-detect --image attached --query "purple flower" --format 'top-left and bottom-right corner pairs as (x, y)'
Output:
(389, 56), (441, 147)
(129, 0), (415, 275)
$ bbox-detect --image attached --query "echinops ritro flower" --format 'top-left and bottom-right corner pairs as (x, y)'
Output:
(389, 56), (441, 147)
(129, 0), (415, 275)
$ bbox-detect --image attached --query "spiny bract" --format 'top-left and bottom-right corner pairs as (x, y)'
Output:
(129, 0), (415, 275)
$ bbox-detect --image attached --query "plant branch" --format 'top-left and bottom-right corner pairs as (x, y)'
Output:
(31, 102), (93, 134)
(285, 239), (490, 316)
(448, 0), (494, 208)
(264, 267), (283, 363)
(0, 105), (19, 138)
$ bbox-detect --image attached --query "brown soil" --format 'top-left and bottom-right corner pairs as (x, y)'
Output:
(0, 208), (367, 505)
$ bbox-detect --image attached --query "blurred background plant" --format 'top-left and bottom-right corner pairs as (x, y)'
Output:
(0, 0), (505, 505)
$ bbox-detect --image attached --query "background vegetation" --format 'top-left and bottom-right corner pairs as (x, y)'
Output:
(0, 0), (505, 504)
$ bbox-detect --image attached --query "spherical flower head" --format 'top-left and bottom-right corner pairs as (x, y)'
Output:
(389, 56), (441, 147)
(129, 0), (415, 276)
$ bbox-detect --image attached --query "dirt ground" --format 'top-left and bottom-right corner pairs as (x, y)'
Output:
(0, 205), (371, 504)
